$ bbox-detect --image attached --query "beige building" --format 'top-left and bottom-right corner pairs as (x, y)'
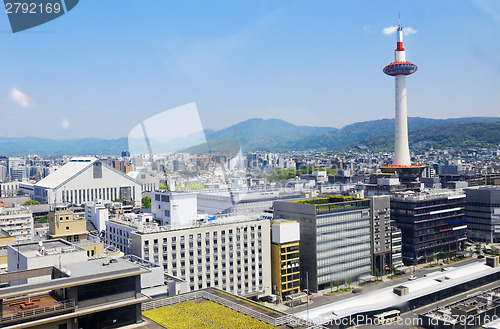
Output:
(48, 210), (104, 258)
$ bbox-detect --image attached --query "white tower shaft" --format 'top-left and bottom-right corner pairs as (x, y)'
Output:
(394, 75), (411, 165)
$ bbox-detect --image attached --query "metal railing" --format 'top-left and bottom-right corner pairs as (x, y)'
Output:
(142, 290), (323, 328)
(2, 299), (75, 323)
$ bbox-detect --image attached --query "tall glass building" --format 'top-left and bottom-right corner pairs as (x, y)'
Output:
(274, 195), (372, 292)
(390, 189), (467, 265)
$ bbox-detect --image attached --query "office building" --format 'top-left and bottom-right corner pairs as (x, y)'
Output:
(106, 212), (154, 254)
(130, 217), (272, 297)
(270, 219), (300, 302)
(0, 252), (149, 328)
(465, 186), (500, 243)
(0, 205), (33, 242)
(274, 195), (372, 292)
(33, 157), (141, 206)
(391, 189), (467, 265)
(369, 195), (392, 275)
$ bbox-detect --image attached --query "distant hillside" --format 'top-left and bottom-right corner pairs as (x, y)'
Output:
(206, 118), (337, 151)
(361, 121), (500, 151)
(0, 137), (128, 156)
(285, 117), (500, 151)
(1, 117), (499, 156)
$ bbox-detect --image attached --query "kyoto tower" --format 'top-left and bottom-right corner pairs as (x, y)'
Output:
(380, 16), (424, 183)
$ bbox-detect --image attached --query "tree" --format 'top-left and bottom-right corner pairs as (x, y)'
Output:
(22, 200), (40, 205)
(375, 269), (381, 281)
(475, 243), (482, 255)
(142, 196), (151, 209)
(159, 183), (169, 190)
(334, 280), (340, 292)
(346, 278), (352, 288)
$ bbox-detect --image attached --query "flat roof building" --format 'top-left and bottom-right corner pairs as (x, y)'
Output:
(391, 189), (467, 265)
(130, 216), (272, 297)
(465, 186), (500, 243)
(0, 257), (150, 328)
(274, 195), (372, 292)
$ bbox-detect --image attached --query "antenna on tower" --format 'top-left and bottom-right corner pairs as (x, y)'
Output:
(398, 12), (401, 28)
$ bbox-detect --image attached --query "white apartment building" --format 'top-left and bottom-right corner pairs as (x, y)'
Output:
(130, 217), (272, 297)
(151, 191), (197, 228)
(106, 213), (154, 254)
(33, 157), (142, 206)
(85, 199), (109, 233)
(0, 205), (33, 241)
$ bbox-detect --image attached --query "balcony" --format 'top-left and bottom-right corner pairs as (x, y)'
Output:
(2, 297), (75, 325)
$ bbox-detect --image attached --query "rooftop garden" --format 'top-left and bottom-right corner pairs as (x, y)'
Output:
(291, 195), (364, 205)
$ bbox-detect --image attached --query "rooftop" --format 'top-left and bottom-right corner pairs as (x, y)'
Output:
(290, 195), (365, 205)
(34, 157), (97, 189)
(10, 239), (86, 258)
(0, 258), (150, 299)
(296, 261), (500, 324)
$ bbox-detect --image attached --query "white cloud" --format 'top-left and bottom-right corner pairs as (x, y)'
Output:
(61, 119), (70, 130)
(363, 25), (370, 31)
(404, 27), (418, 35)
(382, 26), (418, 35)
(382, 26), (398, 35)
(10, 88), (33, 107)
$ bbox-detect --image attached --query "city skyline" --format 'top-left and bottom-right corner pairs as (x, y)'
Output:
(0, 0), (499, 139)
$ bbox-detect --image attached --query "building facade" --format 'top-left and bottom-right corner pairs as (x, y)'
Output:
(33, 157), (141, 206)
(274, 195), (372, 292)
(0, 205), (33, 242)
(465, 186), (500, 243)
(270, 219), (300, 302)
(130, 218), (272, 297)
(391, 190), (467, 265)
(369, 195), (392, 275)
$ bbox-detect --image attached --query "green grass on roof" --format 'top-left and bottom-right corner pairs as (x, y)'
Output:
(291, 195), (364, 205)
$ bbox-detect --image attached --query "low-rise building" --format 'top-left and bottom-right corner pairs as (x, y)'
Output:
(0, 257), (149, 328)
(0, 205), (33, 242)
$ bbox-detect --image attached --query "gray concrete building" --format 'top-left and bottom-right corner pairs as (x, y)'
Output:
(465, 186), (500, 243)
(273, 195), (372, 292)
(369, 195), (392, 275)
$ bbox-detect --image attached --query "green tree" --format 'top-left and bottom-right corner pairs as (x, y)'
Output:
(142, 196), (151, 209)
(334, 280), (340, 292)
(159, 183), (169, 190)
(374, 269), (381, 281)
(346, 278), (352, 288)
(22, 200), (40, 205)
(475, 243), (482, 255)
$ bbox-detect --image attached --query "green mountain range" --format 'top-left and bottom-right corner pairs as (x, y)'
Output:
(1, 117), (499, 156)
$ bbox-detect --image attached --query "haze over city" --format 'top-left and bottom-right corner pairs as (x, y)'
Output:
(1, 0), (499, 139)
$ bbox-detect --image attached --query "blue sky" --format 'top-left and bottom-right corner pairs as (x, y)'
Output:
(0, 0), (499, 139)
